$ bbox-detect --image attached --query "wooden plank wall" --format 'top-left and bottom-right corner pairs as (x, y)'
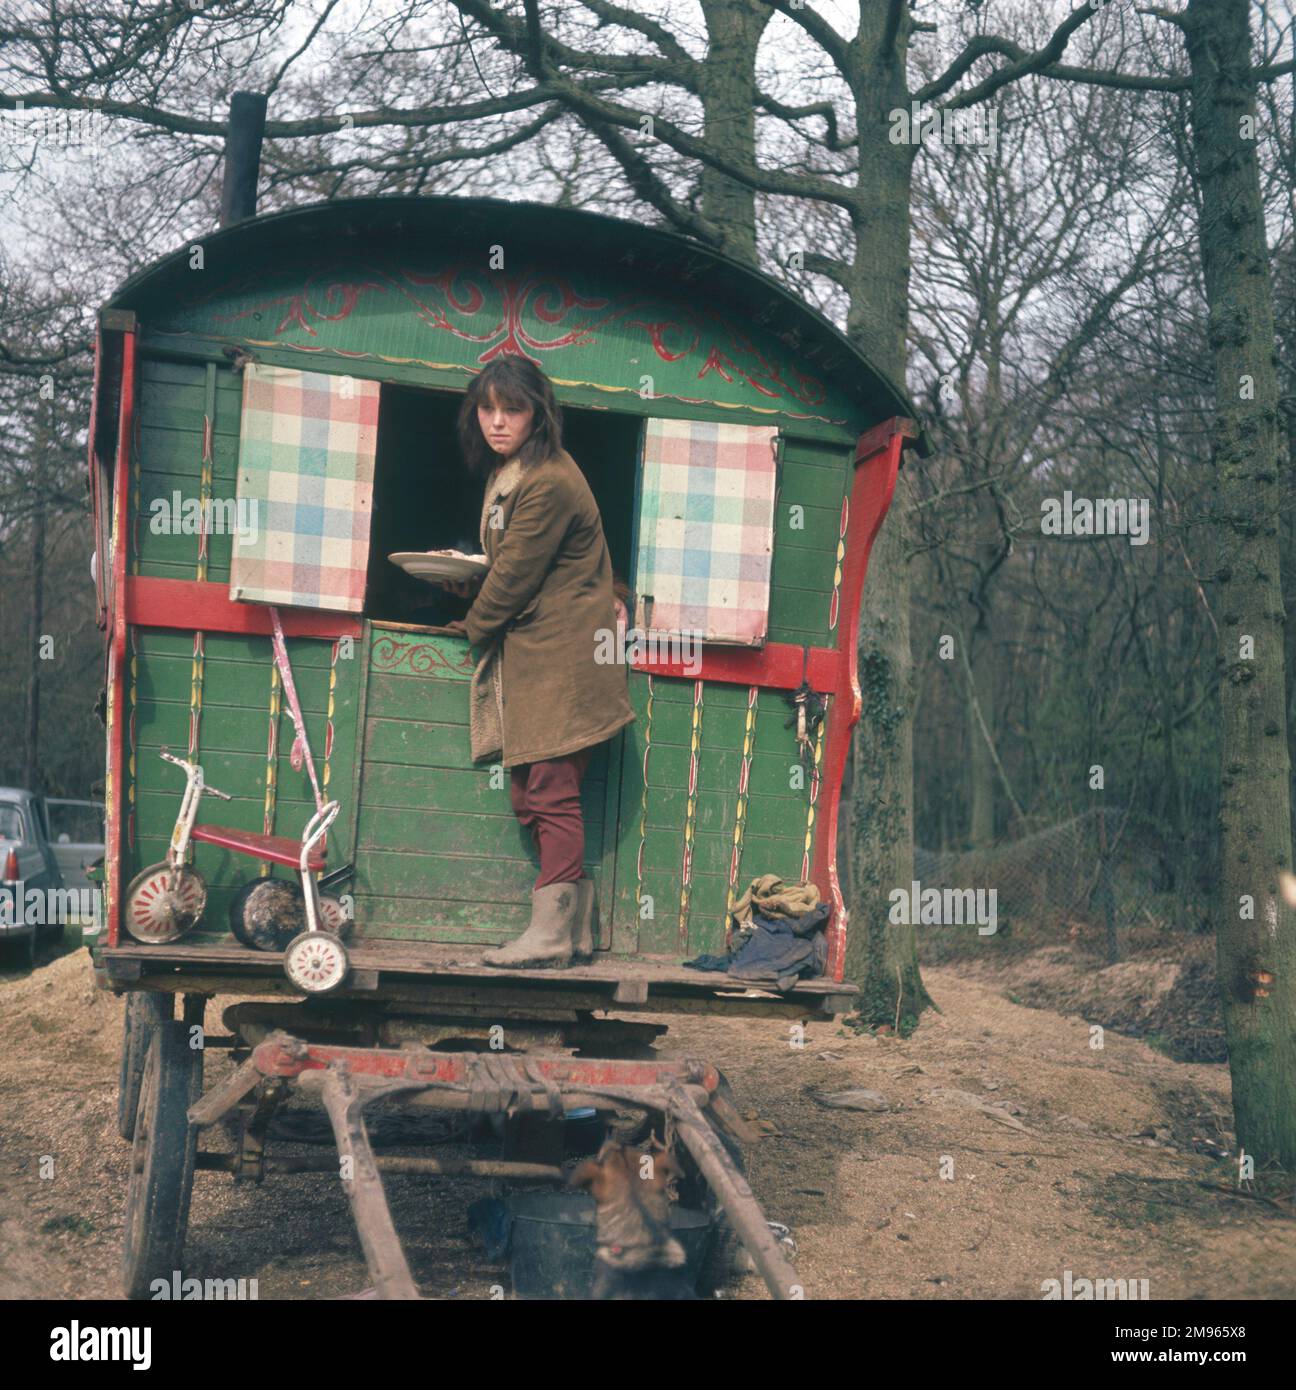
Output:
(124, 355), (361, 938)
(120, 355), (847, 958)
(353, 627), (612, 942)
(606, 432), (848, 959)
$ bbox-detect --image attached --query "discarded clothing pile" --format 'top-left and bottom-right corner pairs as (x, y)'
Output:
(684, 874), (830, 991)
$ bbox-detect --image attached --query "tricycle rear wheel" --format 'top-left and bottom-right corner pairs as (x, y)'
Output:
(121, 1020), (203, 1300)
(118, 992), (172, 1141)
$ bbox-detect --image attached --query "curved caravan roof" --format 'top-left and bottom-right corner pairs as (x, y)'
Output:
(108, 195), (920, 439)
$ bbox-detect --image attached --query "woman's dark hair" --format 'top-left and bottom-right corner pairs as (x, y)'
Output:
(457, 356), (563, 478)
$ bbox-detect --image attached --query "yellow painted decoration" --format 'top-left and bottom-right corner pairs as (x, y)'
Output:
(678, 680), (704, 946)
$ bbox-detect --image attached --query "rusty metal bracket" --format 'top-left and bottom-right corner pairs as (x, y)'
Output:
(232, 1077), (289, 1184)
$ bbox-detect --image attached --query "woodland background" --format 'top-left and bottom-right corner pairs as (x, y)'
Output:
(1, 1), (1293, 1161)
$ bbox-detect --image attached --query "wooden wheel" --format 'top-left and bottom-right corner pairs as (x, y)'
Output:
(121, 1020), (203, 1300)
(117, 991), (172, 1141)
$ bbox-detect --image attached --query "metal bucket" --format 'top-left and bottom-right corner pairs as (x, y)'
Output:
(506, 1191), (713, 1300)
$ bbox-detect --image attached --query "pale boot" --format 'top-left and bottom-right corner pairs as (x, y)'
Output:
(573, 876), (598, 965)
(482, 881), (578, 969)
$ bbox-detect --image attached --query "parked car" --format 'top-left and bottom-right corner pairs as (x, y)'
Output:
(0, 788), (68, 965)
(44, 797), (106, 892)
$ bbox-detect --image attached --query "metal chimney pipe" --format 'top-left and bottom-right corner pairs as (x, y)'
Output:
(219, 92), (268, 227)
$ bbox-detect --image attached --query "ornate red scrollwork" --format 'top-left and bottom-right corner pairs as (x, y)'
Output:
(370, 634), (474, 679)
(201, 259), (830, 409)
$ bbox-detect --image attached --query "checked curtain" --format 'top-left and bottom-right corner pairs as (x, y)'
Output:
(230, 364), (380, 612)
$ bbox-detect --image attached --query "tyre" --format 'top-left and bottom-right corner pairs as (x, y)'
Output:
(118, 992), (172, 1141)
(1, 929), (36, 969)
(229, 876), (304, 951)
(121, 1020), (203, 1300)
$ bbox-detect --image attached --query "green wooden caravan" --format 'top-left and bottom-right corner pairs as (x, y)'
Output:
(88, 195), (920, 1010)
(87, 194), (926, 1302)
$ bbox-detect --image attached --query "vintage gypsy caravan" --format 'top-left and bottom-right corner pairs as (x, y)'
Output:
(85, 196), (921, 1298)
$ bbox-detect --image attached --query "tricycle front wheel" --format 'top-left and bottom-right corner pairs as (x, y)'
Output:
(124, 862), (207, 944)
(121, 1020), (203, 1300)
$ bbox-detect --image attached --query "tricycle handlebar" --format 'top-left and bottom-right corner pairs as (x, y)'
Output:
(158, 746), (234, 801)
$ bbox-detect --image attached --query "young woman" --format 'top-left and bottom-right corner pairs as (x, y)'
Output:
(442, 357), (635, 969)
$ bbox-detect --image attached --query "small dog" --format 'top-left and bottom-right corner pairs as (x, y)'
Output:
(569, 1140), (698, 1300)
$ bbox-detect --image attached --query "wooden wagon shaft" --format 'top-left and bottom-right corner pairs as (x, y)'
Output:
(319, 1065), (421, 1301)
(391, 1083), (710, 1115)
(195, 1152), (565, 1180)
(666, 1083), (804, 1301)
(187, 1050), (270, 1127)
(188, 1030), (717, 1125)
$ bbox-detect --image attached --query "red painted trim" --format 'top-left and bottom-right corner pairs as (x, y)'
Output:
(631, 645), (794, 687)
(126, 577), (364, 640)
(631, 640), (838, 692)
(86, 328), (106, 629)
(812, 419), (910, 981)
(106, 331), (137, 949)
(251, 1039), (720, 1092)
(854, 415), (919, 466)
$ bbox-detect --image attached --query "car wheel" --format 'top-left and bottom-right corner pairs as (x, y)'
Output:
(1, 931), (37, 969)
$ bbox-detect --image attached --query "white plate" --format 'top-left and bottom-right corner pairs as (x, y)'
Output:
(389, 551), (490, 582)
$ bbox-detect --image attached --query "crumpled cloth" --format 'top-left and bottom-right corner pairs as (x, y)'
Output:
(685, 902), (831, 991)
(728, 874), (820, 930)
(729, 906), (830, 981)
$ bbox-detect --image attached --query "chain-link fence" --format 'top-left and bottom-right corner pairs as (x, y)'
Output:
(912, 805), (1217, 963)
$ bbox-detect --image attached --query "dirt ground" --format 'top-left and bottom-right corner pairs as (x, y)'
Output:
(1, 935), (1292, 1301)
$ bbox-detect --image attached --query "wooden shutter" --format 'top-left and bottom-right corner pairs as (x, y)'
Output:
(230, 364), (380, 612)
(633, 418), (778, 646)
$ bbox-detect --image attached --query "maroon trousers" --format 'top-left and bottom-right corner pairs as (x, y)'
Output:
(510, 746), (593, 889)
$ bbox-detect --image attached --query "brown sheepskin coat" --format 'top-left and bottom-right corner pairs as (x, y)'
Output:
(463, 449), (635, 767)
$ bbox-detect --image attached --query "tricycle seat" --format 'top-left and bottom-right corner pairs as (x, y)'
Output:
(190, 823), (326, 871)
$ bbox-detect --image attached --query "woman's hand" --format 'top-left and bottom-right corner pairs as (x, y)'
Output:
(442, 618), (469, 635)
(435, 577), (478, 599)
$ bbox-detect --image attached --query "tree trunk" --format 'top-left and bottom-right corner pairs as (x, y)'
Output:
(23, 438), (47, 791)
(966, 616), (998, 848)
(1185, 0), (1296, 1169)
(839, 6), (932, 1030)
(696, 0), (771, 267)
